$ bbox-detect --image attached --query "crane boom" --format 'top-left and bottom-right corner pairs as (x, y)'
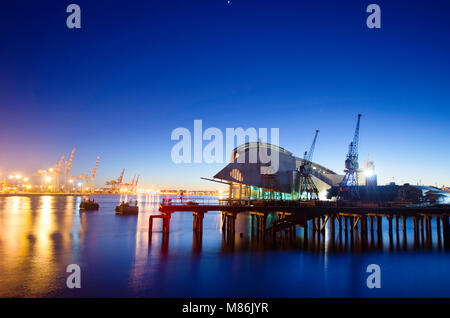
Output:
(65, 148), (76, 183)
(135, 175), (140, 186)
(58, 154), (65, 173)
(304, 130), (319, 162)
(348, 114), (361, 159)
(92, 156), (100, 178)
(118, 168), (125, 184)
(134, 175), (140, 193)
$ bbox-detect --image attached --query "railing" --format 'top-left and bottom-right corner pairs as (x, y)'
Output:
(160, 197), (447, 209)
(161, 197), (220, 206)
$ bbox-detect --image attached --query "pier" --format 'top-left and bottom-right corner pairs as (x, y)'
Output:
(149, 199), (450, 251)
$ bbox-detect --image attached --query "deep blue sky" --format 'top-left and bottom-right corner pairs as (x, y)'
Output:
(0, 0), (449, 189)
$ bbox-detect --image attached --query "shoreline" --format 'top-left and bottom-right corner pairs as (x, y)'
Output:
(0, 193), (218, 197)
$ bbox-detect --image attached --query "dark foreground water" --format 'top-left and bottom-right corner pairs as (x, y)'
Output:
(0, 194), (449, 298)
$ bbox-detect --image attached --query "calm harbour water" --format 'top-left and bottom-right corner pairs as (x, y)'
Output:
(0, 194), (449, 298)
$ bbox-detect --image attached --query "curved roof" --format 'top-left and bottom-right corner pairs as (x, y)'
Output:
(215, 142), (343, 192)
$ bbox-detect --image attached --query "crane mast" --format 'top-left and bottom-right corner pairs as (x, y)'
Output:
(299, 130), (320, 201)
(134, 174), (140, 193)
(90, 156), (100, 193)
(118, 168), (125, 184)
(56, 154), (65, 191)
(339, 114), (362, 200)
(65, 148), (76, 187)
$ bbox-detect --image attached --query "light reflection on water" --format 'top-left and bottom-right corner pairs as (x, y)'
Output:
(0, 194), (450, 298)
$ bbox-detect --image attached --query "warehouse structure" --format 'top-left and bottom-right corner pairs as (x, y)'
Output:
(213, 141), (344, 201)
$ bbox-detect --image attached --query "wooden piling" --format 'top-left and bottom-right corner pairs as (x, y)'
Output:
(401, 216), (407, 249)
(330, 215), (335, 244)
(420, 216), (425, 245)
(413, 216), (419, 248)
(436, 216), (442, 248)
(442, 216), (449, 249)
(388, 216), (393, 248)
(425, 216), (431, 247)
(361, 216), (368, 247)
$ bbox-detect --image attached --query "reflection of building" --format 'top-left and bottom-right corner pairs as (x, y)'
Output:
(213, 142), (344, 200)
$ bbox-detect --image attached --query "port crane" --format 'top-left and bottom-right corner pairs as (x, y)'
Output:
(123, 173), (140, 193)
(90, 156), (100, 193)
(299, 130), (320, 200)
(134, 174), (140, 193)
(65, 148), (76, 186)
(56, 154), (65, 191)
(106, 168), (125, 192)
(338, 114), (362, 200)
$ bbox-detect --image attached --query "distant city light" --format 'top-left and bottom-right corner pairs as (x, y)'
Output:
(45, 177), (52, 182)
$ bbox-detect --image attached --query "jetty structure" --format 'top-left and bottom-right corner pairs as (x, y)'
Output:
(153, 139), (449, 246)
(150, 115), (450, 249)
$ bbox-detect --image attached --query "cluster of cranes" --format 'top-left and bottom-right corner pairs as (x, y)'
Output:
(299, 114), (362, 201)
(106, 169), (140, 193)
(39, 148), (100, 192)
(44, 149), (140, 193)
(27, 148), (140, 194)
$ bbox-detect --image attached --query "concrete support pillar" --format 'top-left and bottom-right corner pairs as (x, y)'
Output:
(437, 216), (442, 248)
(401, 216), (407, 249)
(193, 212), (205, 233)
(361, 216), (368, 247)
(442, 216), (449, 249)
(163, 213), (171, 234)
(413, 216), (419, 248)
(395, 216), (399, 234)
(425, 216), (431, 247)
(221, 212), (227, 231)
(304, 222), (308, 247)
(330, 215), (335, 245)
(376, 216), (383, 248)
(420, 216), (425, 244)
(388, 216), (393, 249)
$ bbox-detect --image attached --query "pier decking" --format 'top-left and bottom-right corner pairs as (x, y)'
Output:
(149, 199), (450, 250)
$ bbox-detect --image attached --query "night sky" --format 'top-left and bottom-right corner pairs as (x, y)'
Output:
(0, 0), (449, 189)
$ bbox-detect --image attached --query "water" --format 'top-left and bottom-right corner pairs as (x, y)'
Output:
(0, 194), (449, 297)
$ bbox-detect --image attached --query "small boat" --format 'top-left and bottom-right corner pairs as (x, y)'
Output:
(115, 201), (139, 215)
(80, 198), (99, 210)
